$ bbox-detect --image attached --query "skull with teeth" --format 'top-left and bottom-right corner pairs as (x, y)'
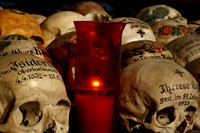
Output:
(0, 54), (71, 133)
(119, 59), (200, 133)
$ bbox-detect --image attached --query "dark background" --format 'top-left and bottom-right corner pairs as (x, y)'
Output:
(0, 0), (199, 22)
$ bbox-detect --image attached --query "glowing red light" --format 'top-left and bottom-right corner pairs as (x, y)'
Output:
(91, 79), (102, 87)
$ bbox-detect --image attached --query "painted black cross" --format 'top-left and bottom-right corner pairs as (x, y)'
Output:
(175, 69), (184, 77)
(137, 29), (145, 37)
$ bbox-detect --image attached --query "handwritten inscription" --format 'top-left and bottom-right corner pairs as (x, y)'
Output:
(15, 72), (62, 85)
(159, 82), (199, 106)
(159, 82), (198, 94)
(0, 47), (43, 57)
(1, 58), (63, 85)
(173, 38), (200, 64)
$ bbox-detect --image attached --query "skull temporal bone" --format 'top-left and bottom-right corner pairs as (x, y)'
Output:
(119, 59), (199, 133)
(0, 54), (71, 133)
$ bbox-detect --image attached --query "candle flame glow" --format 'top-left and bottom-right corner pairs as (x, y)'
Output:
(91, 79), (101, 87)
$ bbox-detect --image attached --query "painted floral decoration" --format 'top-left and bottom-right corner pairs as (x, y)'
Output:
(154, 25), (194, 36)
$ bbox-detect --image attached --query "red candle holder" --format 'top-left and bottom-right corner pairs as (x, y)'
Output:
(74, 21), (125, 133)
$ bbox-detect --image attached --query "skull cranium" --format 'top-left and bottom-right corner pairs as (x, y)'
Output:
(0, 54), (71, 133)
(40, 11), (88, 48)
(119, 59), (200, 133)
(71, 1), (112, 22)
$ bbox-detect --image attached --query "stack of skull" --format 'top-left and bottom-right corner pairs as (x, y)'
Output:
(118, 4), (200, 133)
(0, 9), (71, 133)
(0, 1), (200, 133)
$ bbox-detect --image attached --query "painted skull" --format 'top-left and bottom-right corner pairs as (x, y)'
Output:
(0, 9), (44, 44)
(40, 11), (88, 48)
(151, 19), (196, 45)
(46, 31), (77, 101)
(167, 35), (200, 86)
(111, 17), (156, 45)
(0, 34), (51, 62)
(121, 40), (174, 68)
(137, 4), (187, 25)
(119, 59), (200, 133)
(0, 54), (71, 133)
(71, 1), (112, 22)
(166, 35), (200, 67)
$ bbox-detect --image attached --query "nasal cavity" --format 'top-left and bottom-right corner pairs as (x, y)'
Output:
(175, 120), (187, 133)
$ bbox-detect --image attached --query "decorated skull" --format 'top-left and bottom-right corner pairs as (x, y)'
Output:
(0, 54), (71, 133)
(166, 35), (200, 67)
(0, 9), (44, 44)
(166, 35), (200, 85)
(111, 17), (156, 45)
(0, 34), (51, 62)
(119, 59), (200, 133)
(121, 40), (174, 68)
(71, 1), (112, 22)
(151, 19), (196, 45)
(40, 11), (88, 48)
(137, 4), (187, 25)
(46, 31), (77, 101)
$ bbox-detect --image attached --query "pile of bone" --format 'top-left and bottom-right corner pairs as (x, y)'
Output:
(0, 1), (200, 133)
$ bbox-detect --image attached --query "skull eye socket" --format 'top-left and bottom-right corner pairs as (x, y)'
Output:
(184, 106), (196, 123)
(52, 100), (70, 125)
(19, 101), (42, 127)
(156, 106), (176, 126)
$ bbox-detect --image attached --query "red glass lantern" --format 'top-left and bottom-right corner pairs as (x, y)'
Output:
(74, 21), (125, 133)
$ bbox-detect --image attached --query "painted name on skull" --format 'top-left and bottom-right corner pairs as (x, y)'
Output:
(9, 58), (54, 70)
(1, 58), (63, 85)
(159, 82), (199, 105)
(159, 81), (198, 94)
(0, 47), (43, 57)
(174, 38), (200, 64)
(129, 21), (150, 29)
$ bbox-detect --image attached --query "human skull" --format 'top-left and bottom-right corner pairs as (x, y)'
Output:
(0, 54), (71, 133)
(151, 19), (196, 45)
(166, 35), (200, 67)
(137, 4), (187, 25)
(121, 40), (174, 67)
(0, 34), (51, 62)
(119, 59), (200, 133)
(0, 9), (44, 44)
(46, 31), (77, 101)
(111, 17), (156, 45)
(40, 11), (88, 48)
(71, 1), (112, 22)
